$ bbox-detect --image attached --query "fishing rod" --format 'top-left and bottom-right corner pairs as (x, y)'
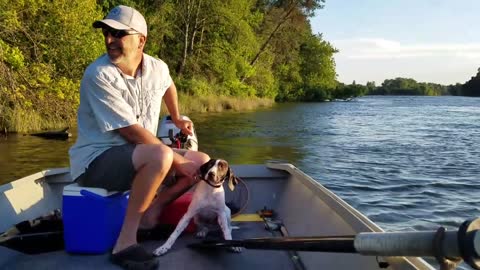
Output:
(189, 217), (480, 270)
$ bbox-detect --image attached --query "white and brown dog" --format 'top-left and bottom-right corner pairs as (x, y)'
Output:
(153, 159), (241, 256)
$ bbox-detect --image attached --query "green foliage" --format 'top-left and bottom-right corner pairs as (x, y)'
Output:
(0, 0), (103, 132)
(0, 39), (25, 69)
(335, 83), (367, 99)
(367, 78), (447, 96)
(176, 77), (210, 97)
(297, 34), (337, 101)
(366, 81), (376, 92)
(447, 83), (463, 96)
(455, 68), (480, 96)
(245, 62), (277, 98)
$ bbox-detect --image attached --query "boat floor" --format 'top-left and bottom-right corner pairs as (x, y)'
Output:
(2, 220), (305, 270)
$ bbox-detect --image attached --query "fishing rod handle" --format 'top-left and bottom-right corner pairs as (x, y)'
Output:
(355, 218), (480, 270)
(354, 230), (461, 257)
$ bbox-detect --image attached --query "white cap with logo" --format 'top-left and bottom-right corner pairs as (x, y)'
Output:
(93, 5), (147, 37)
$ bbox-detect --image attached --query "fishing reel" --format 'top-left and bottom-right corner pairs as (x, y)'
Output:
(167, 129), (190, 149)
(157, 115), (198, 151)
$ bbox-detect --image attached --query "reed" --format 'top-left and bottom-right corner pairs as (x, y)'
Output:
(0, 95), (275, 133)
(1, 107), (72, 134)
(165, 94), (275, 114)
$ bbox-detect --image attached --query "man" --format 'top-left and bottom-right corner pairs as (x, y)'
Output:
(68, 5), (209, 269)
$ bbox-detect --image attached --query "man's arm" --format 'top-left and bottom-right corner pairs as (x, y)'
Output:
(118, 124), (162, 145)
(118, 82), (187, 145)
(163, 82), (193, 136)
(163, 82), (180, 122)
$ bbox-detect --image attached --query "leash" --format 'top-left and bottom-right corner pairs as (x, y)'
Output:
(229, 176), (249, 218)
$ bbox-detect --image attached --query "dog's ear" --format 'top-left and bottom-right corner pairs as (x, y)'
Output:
(199, 159), (215, 176)
(227, 169), (239, 191)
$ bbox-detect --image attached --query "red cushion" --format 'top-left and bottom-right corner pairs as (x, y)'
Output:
(158, 192), (196, 233)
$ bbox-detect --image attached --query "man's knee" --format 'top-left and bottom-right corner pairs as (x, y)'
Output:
(133, 144), (174, 170)
(184, 150), (210, 165)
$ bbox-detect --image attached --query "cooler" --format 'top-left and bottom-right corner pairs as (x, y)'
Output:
(62, 183), (129, 254)
(159, 192), (196, 233)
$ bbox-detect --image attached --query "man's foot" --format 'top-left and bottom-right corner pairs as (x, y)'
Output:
(110, 244), (159, 270)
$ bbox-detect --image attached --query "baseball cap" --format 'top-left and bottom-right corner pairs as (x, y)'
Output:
(93, 5), (147, 37)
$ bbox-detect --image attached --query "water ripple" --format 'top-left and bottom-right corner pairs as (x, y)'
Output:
(299, 96), (480, 232)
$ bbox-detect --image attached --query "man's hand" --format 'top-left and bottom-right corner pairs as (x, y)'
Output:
(173, 118), (194, 136)
(173, 156), (200, 186)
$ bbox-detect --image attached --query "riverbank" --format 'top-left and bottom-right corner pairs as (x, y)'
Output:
(176, 94), (275, 114)
(0, 94), (275, 134)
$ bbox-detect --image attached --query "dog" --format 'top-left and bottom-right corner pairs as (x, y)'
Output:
(153, 158), (242, 256)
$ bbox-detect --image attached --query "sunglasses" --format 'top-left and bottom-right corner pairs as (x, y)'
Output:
(102, 28), (140, 38)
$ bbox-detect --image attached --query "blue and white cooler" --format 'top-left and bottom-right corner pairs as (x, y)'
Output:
(62, 183), (129, 254)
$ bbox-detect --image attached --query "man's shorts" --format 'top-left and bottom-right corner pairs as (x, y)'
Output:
(76, 144), (137, 191)
(75, 144), (188, 191)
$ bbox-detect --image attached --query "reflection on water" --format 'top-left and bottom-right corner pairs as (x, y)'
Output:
(191, 104), (307, 165)
(0, 134), (72, 184)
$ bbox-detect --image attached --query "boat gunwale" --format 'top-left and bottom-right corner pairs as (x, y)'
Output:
(0, 168), (71, 193)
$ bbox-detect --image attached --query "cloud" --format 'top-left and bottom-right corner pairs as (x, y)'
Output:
(333, 38), (480, 60)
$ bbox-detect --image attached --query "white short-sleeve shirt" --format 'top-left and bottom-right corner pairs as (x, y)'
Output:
(69, 53), (172, 180)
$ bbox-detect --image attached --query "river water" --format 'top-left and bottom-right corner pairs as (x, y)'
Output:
(1, 96), (479, 235)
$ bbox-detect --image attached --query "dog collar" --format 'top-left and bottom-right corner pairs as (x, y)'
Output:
(199, 173), (228, 188)
(202, 178), (223, 188)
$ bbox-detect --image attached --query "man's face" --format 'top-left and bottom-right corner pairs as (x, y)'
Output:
(102, 27), (143, 64)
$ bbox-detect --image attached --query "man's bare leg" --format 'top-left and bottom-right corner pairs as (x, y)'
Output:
(140, 150), (210, 229)
(112, 144), (173, 254)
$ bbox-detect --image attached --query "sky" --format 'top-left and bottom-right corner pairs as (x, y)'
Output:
(310, 0), (480, 86)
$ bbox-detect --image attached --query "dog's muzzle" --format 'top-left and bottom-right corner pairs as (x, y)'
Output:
(201, 176), (224, 188)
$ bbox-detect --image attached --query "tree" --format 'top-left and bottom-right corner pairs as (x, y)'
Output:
(248, 0), (325, 70)
(367, 78), (446, 96)
(297, 33), (337, 101)
(0, 0), (104, 131)
(366, 81), (375, 92)
(461, 68), (480, 97)
(447, 83), (462, 96)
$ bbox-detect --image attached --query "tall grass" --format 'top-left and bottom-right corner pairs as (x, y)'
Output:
(172, 94), (275, 114)
(0, 95), (275, 133)
(1, 107), (73, 134)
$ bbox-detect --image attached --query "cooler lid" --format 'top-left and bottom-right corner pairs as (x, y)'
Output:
(63, 183), (118, 197)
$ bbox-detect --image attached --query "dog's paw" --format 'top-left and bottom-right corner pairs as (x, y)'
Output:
(152, 245), (170, 256)
(229, 246), (243, 253)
